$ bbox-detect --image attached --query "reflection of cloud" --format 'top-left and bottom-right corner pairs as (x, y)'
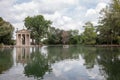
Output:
(51, 55), (85, 78)
(51, 59), (86, 80)
(41, 46), (48, 57)
(53, 68), (62, 77)
(86, 65), (105, 80)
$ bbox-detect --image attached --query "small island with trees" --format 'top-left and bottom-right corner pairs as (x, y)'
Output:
(0, 0), (120, 47)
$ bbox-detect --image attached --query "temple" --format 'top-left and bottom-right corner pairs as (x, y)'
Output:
(16, 29), (30, 47)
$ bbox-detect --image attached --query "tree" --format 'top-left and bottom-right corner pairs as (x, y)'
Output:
(98, 0), (120, 44)
(46, 27), (62, 44)
(82, 22), (97, 45)
(68, 30), (80, 44)
(0, 17), (14, 45)
(24, 15), (52, 45)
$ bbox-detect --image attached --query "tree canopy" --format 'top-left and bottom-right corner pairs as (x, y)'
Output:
(0, 17), (14, 45)
(98, 0), (120, 44)
(24, 15), (52, 45)
(81, 22), (97, 45)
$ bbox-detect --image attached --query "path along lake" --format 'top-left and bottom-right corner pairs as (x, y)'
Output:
(0, 46), (120, 80)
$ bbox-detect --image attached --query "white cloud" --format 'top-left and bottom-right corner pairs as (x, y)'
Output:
(84, 2), (107, 25)
(0, 0), (15, 21)
(95, 2), (108, 12)
(85, 9), (96, 17)
(0, 0), (110, 38)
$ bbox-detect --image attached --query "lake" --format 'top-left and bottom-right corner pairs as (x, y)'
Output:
(0, 46), (120, 80)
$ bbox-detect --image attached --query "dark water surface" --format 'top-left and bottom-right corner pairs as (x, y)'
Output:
(0, 46), (120, 80)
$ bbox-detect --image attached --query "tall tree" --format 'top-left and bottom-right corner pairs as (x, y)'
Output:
(82, 22), (97, 45)
(98, 0), (120, 44)
(0, 17), (14, 45)
(24, 15), (52, 45)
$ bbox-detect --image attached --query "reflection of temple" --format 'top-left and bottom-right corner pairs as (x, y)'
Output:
(16, 29), (30, 47)
(16, 48), (30, 64)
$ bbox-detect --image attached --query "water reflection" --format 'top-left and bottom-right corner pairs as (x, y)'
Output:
(24, 47), (51, 80)
(0, 46), (120, 80)
(97, 48), (120, 80)
(47, 46), (80, 63)
(0, 48), (13, 74)
(16, 48), (30, 64)
(80, 46), (97, 69)
(46, 46), (100, 80)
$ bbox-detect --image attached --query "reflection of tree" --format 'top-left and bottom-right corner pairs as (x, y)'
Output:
(0, 48), (13, 74)
(80, 46), (97, 69)
(24, 46), (120, 80)
(24, 48), (51, 80)
(46, 46), (80, 63)
(97, 48), (120, 80)
(46, 46), (98, 69)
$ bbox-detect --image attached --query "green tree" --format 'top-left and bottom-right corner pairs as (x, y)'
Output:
(68, 30), (80, 44)
(46, 27), (62, 44)
(24, 15), (52, 45)
(82, 22), (97, 45)
(0, 17), (14, 45)
(98, 0), (120, 44)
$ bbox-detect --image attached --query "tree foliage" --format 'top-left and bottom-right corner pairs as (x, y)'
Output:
(98, 0), (120, 44)
(24, 15), (52, 45)
(45, 27), (80, 45)
(0, 17), (14, 45)
(81, 22), (97, 45)
(46, 27), (62, 44)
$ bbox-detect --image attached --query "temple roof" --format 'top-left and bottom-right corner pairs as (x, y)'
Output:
(16, 29), (30, 33)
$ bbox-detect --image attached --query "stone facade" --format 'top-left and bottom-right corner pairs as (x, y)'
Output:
(16, 29), (30, 46)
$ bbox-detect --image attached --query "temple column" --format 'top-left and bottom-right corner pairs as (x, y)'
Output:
(28, 34), (30, 46)
(25, 34), (27, 46)
(16, 34), (18, 46)
(16, 34), (20, 46)
(20, 34), (22, 46)
(25, 34), (30, 46)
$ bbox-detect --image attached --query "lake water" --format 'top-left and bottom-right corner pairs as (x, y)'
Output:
(0, 46), (120, 80)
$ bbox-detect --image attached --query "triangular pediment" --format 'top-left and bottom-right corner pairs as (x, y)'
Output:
(16, 29), (30, 33)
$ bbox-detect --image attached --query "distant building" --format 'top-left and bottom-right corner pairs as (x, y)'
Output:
(16, 29), (30, 47)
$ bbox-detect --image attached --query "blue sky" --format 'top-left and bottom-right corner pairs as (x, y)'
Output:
(0, 0), (110, 38)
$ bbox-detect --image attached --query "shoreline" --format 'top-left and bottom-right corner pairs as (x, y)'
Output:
(0, 44), (120, 48)
(94, 45), (120, 47)
(0, 45), (43, 48)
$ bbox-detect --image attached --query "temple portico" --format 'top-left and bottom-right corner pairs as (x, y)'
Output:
(16, 29), (30, 47)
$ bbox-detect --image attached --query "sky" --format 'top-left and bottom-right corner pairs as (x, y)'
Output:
(0, 0), (110, 38)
